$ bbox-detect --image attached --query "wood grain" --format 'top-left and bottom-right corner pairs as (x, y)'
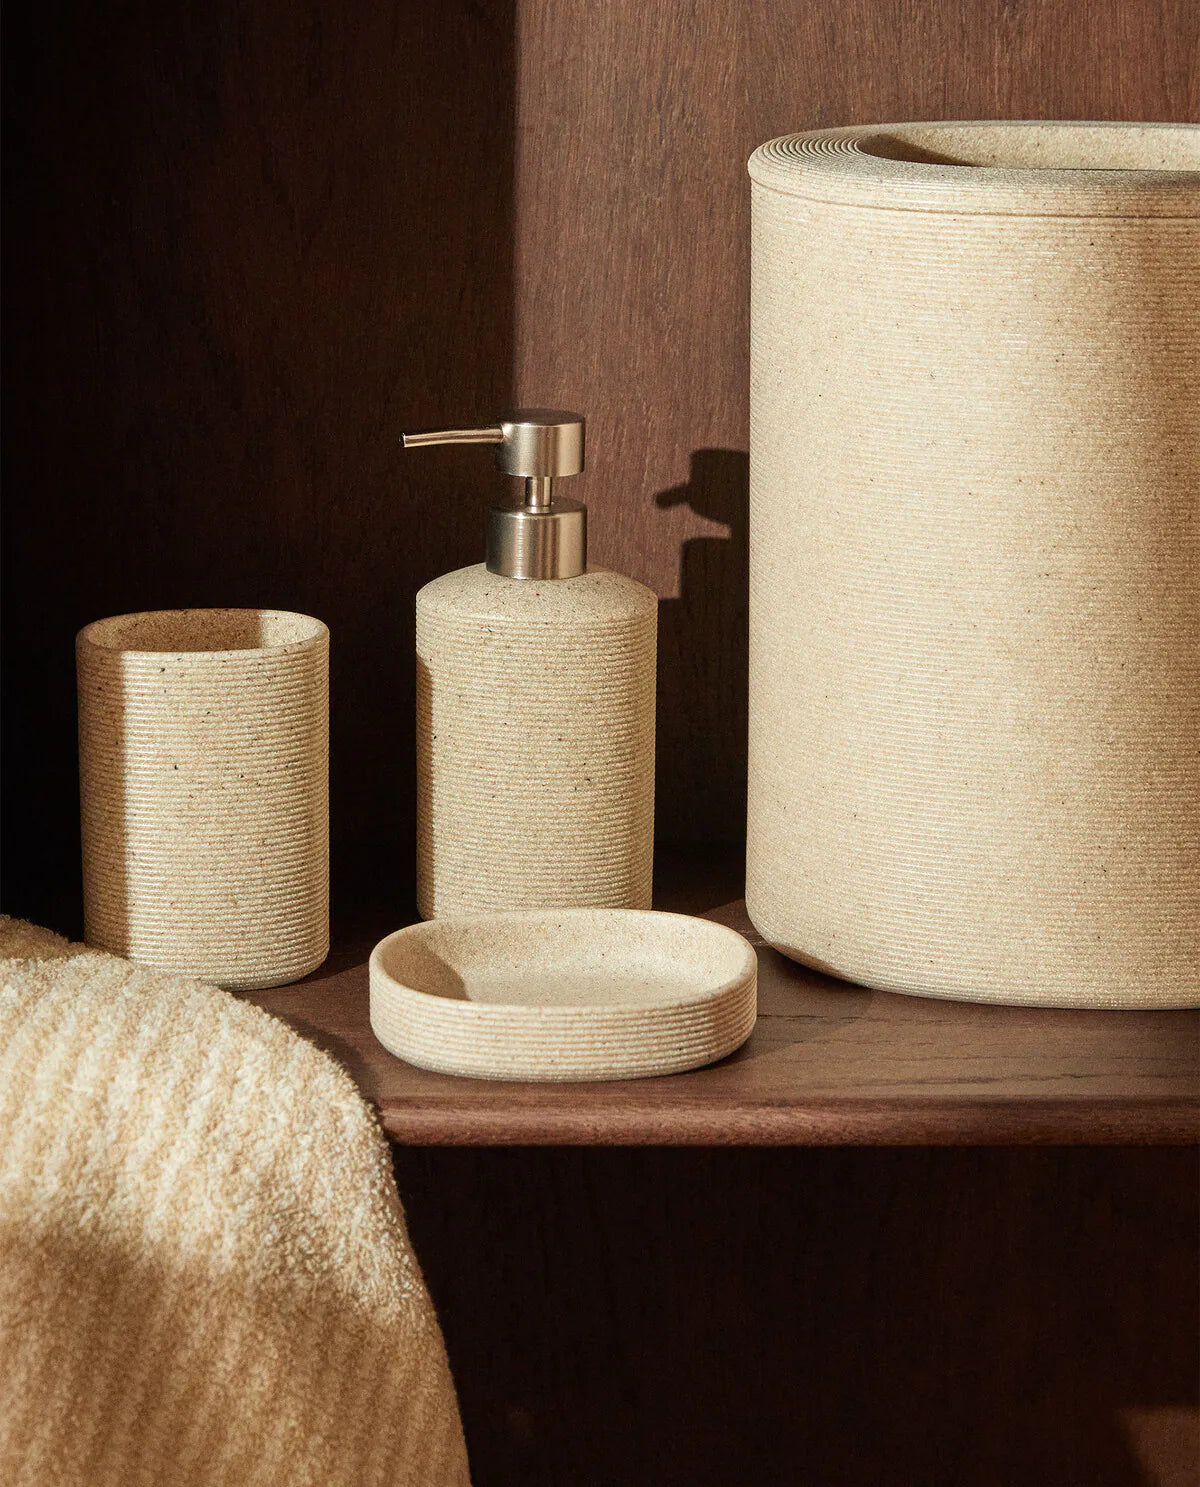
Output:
(394, 1145), (1199, 1487)
(2, 0), (515, 928)
(5, 0), (1198, 916)
(249, 850), (1200, 1146)
(6, 12), (1198, 1484)
(255, 850), (1200, 1483)
(512, 0), (1200, 841)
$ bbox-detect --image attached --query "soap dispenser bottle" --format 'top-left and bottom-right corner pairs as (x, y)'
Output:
(403, 410), (657, 919)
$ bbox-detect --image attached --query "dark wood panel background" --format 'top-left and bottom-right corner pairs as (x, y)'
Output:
(4, 0), (1198, 916)
(512, 0), (1200, 840)
(396, 1145), (1199, 1486)
(3, 5), (1197, 1485)
(2, 0), (516, 927)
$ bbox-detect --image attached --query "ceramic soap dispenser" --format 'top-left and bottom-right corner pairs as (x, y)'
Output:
(403, 410), (657, 920)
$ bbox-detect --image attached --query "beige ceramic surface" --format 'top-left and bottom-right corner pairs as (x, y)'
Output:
(747, 121), (1200, 1009)
(369, 909), (757, 1081)
(77, 609), (329, 990)
(416, 565), (657, 918)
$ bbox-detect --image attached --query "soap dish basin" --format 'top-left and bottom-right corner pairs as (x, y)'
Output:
(369, 909), (757, 1082)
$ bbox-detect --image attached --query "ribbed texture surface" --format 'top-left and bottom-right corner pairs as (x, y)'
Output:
(749, 122), (1200, 214)
(747, 121), (1200, 1008)
(0, 917), (470, 1487)
(78, 609), (329, 990)
(416, 567), (657, 919)
(369, 910), (757, 1081)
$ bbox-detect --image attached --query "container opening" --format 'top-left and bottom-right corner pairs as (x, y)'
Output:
(82, 609), (324, 654)
(857, 124), (1200, 172)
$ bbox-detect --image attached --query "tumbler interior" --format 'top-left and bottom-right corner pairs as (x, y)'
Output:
(80, 609), (326, 655)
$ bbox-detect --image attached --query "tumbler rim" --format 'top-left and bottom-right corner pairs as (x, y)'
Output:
(77, 608), (328, 658)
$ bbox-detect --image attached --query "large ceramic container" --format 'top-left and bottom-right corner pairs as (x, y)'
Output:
(77, 609), (329, 990)
(747, 122), (1200, 1007)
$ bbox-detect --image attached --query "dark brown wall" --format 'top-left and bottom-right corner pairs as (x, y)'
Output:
(512, 0), (1200, 840)
(2, 9), (1197, 1486)
(4, 0), (1198, 919)
(3, 0), (515, 928)
(396, 1144), (1199, 1487)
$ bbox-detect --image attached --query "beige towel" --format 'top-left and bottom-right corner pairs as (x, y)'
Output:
(0, 918), (470, 1487)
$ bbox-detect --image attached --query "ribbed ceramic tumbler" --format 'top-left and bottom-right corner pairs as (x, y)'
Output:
(77, 609), (329, 990)
(747, 121), (1200, 1008)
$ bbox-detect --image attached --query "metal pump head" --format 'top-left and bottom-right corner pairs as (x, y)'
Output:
(401, 410), (587, 579)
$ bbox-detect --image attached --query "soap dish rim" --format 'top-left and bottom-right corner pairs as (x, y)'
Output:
(367, 907), (758, 1082)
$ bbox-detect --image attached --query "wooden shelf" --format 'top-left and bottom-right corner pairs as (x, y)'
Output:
(248, 851), (1200, 1146)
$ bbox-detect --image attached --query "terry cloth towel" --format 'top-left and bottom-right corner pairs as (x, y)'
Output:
(0, 917), (471, 1487)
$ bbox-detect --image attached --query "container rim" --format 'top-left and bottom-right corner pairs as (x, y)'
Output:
(748, 121), (1200, 217)
(77, 608), (328, 657)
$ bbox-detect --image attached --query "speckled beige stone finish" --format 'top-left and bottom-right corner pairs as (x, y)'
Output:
(77, 609), (329, 990)
(369, 908), (757, 1081)
(748, 122), (1200, 1008)
(416, 565), (657, 919)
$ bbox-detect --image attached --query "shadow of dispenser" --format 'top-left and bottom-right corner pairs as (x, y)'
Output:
(655, 449), (749, 845)
(401, 410), (658, 919)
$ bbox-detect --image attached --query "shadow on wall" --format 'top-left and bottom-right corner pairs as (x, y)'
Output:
(655, 449), (749, 846)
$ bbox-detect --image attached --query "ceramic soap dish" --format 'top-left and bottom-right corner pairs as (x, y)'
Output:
(369, 909), (757, 1082)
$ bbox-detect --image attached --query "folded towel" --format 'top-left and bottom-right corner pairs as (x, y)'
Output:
(0, 918), (470, 1487)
